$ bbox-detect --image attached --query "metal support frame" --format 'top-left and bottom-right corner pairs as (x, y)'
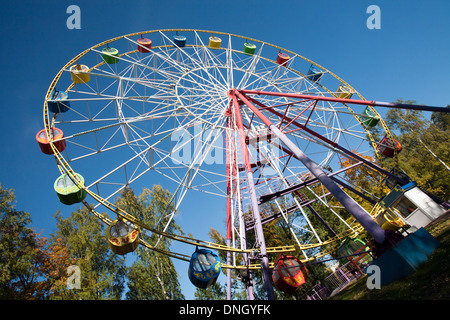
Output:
(242, 94), (408, 186)
(225, 118), (232, 300)
(240, 90), (450, 113)
(223, 88), (445, 299)
(231, 89), (387, 244)
(230, 93), (275, 300)
(226, 109), (256, 300)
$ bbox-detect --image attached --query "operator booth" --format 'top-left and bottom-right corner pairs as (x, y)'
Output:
(374, 182), (447, 233)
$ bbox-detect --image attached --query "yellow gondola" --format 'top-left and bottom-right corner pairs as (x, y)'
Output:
(70, 63), (90, 84)
(209, 36), (221, 49)
(107, 218), (139, 255)
(337, 83), (354, 99)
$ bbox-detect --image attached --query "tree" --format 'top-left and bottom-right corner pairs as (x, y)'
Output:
(339, 152), (391, 210)
(37, 237), (75, 299)
(383, 102), (449, 200)
(50, 207), (126, 299)
(0, 184), (47, 299)
(118, 186), (184, 300)
(194, 282), (226, 300)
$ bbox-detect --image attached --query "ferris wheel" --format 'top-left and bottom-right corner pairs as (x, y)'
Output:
(38, 29), (408, 299)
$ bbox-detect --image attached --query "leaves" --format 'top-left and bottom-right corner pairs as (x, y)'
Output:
(49, 207), (126, 299)
(0, 183), (186, 300)
(385, 103), (450, 200)
(116, 185), (185, 300)
(0, 184), (44, 299)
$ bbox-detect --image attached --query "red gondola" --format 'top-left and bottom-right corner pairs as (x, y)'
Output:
(272, 254), (307, 294)
(276, 52), (290, 66)
(36, 128), (66, 155)
(137, 37), (152, 53)
(377, 135), (402, 158)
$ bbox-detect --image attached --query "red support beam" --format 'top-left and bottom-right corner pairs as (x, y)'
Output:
(230, 92), (275, 300)
(225, 115), (232, 301)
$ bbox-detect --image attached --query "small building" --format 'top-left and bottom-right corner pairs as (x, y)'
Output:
(376, 182), (447, 233)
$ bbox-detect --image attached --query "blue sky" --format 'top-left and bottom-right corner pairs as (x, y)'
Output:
(0, 0), (449, 300)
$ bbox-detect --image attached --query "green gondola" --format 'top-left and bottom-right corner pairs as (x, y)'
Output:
(54, 173), (87, 205)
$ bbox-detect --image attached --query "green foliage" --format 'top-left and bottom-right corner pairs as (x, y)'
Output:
(0, 183), (187, 300)
(126, 250), (183, 300)
(384, 102), (449, 200)
(50, 207), (126, 299)
(0, 184), (43, 299)
(194, 282), (226, 300)
(117, 186), (184, 300)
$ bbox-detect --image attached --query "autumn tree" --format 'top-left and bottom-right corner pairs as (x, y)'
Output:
(338, 152), (391, 210)
(37, 237), (75, 299)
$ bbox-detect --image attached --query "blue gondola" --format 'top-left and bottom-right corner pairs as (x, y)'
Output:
(47, 90), (70, 113)
(173, 34), (186, 47)
(188, 248), (221, 289)
(306, 64), (323, 82)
